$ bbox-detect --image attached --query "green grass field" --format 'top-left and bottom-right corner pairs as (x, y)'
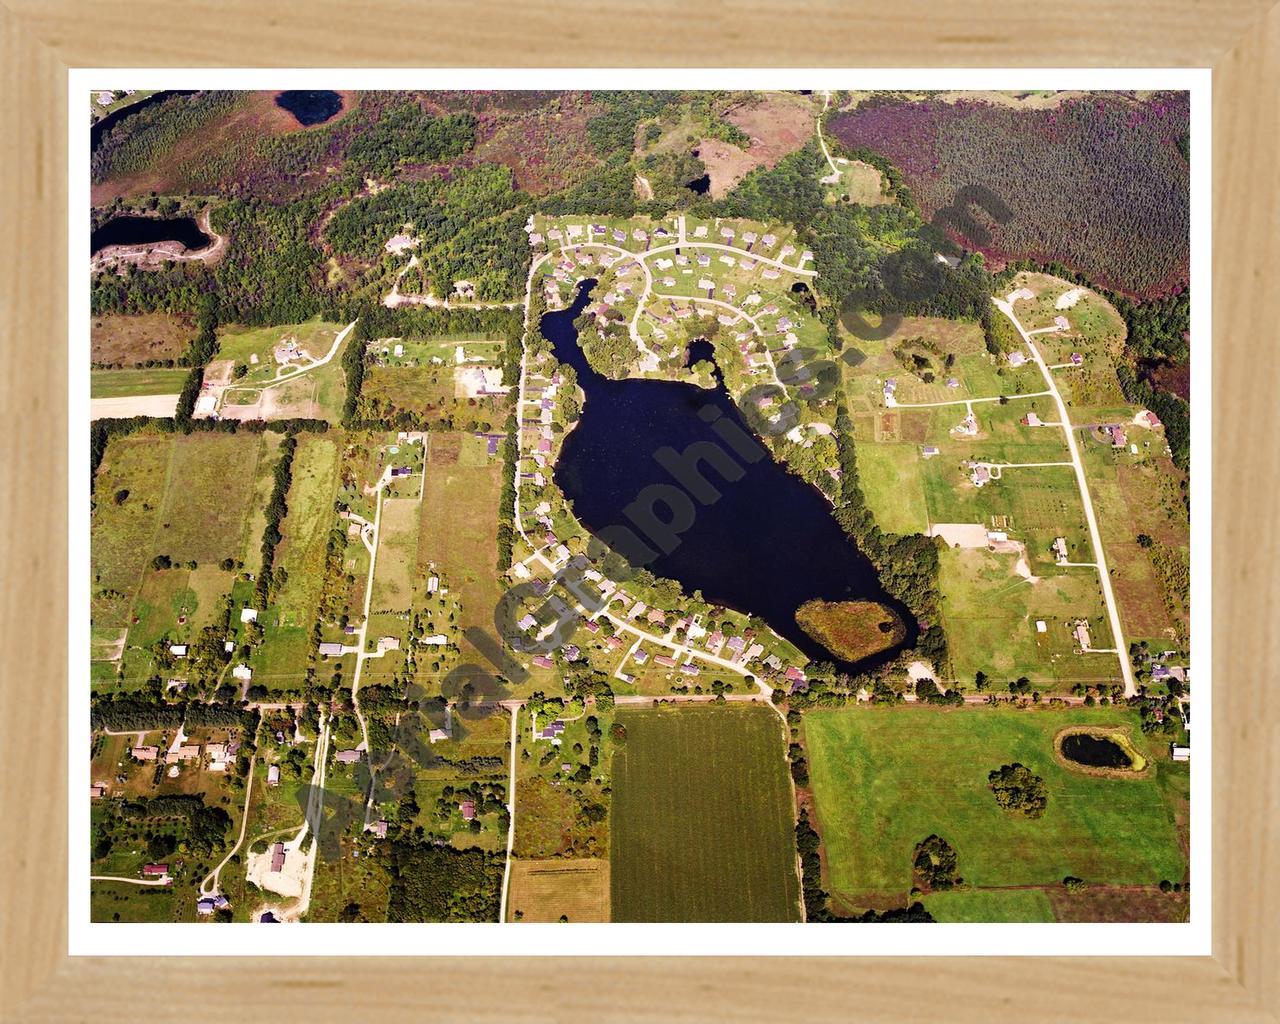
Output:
(610, 705), (800, 922)
(921, 887), (1055, 922)
(804, 706), (1187, 915)
(939, 546), (1117, 686)
(370, 498), (421, 614)
(253, 436), (339, 685)
(157, 432), (263, 564)
(853, 442), (929, 535)
(90, 367), (189, 398)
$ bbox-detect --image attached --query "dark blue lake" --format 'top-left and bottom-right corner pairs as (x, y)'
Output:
(275, 90), (343, 126)
(90, 215), (211, 255)
(545, 280), (916, 673)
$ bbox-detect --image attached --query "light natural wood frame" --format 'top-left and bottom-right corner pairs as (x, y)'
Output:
(2, 2), (1275, 1018)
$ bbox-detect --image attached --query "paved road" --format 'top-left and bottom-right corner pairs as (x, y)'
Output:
(994, 297), (1135, 696)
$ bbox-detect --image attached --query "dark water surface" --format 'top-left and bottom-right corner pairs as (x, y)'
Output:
(686, 174), (712, 196)
(275, 90), (343, 126)
(1061, 732), (1133, 769)
(91, 215), (211, 255)
(545, 281), (916, 672)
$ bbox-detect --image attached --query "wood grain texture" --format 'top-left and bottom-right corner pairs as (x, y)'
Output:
(1, 0), (1277, 1019)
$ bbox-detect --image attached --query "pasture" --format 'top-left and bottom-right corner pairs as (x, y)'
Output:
(803, 706), (1187, 915)
(156, 432), (264, 564)
(921, 887), (1055, 923)
(609, 705), (800, 922)
(369, 498), (421, 614)
(507, 859), (610, 922)
(253, 436), (339, 686)
(91, 311), (193, 366)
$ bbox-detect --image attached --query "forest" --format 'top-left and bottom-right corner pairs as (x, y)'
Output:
(827, 92), (1190, 299)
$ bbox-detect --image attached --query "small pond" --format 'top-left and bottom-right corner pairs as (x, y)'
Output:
(275, 90), (343, 126)
(684, 337), (716, 370)
(1061, 732), (1133, 770)
(91, 215), (211, 255)
(686, 174), (711, 196)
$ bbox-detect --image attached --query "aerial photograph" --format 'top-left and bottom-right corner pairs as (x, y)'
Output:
(86, 87), (1191, 926)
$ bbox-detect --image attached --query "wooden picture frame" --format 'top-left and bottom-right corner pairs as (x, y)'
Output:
(2, 2), (1275, 1018)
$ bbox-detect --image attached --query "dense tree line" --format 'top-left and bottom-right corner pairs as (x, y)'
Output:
(496, 413), (518, 572)
(340, 314), (371, 425)
(257, 436), (298, 606)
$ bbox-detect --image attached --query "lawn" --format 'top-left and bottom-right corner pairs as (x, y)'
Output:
(507, 858), (610, 922)
(90, 367), (190, 398)
(610, 705), (800, 922)
(804, 706), (1188, 915)
(91, 880), (181, 923)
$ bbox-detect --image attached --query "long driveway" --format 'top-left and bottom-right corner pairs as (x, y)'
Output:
(993, 298), (1136, 696)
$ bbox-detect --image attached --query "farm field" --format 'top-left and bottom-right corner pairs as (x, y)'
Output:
(803, 706), (1188, 917)
(91, 367), (189, 398)
(610, 705), (800, 922)
(507, 859), (610, 922)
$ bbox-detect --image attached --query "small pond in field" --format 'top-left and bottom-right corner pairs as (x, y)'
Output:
(1061, 732), (1132, 769)
(275, 90), (343, 126)
(686, 174), (711, 195)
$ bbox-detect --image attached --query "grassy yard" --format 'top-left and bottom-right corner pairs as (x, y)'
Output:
(610, 705), (800, 922)
(804, 706), (1188, 916)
